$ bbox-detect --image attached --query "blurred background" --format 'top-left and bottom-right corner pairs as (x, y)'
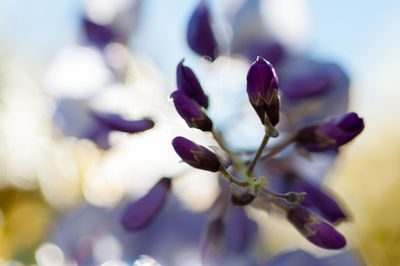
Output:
(0, 0), (400, 265)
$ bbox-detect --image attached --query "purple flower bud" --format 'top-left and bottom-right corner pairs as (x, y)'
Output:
(121, 177), (172, 231)
(246, 56), (280, 126)
(231, 193), (255, 206)
(292, 179), (347, 224)
(177, 60), (209, 109)
(91, 111), (155, 134)
(287, 206), (346, 249)
(172, 136), (221, 172)
(202, 217), (225, 266)
(170, 91), (213, 132)
(187, 0), (218, 60)
(296, 112), (364, 152)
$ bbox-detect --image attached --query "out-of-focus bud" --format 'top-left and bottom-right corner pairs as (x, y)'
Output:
(202, 217), (225, 266)
(287, 206), (346, 249)
(292, 178), (347, 224)
(296, 112), (364, 152)
(246, 56), (280, 126)
(170, 91), (213, 132)
(240, 39), (285, 66)
(172, 136), (221, 172)
(177, 60), (209, 109)
(187, 0), (218, 60)
(231, 192), (255, 206)
(91, 111), (155, 133)
(82, 19), (117, 49)
(121, 178), (172, 231)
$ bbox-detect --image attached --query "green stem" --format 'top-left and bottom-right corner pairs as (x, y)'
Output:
(247, 134), (269, 175)
(211, 128), (252, 184)
(259, 136), (295, 161)
(219, 167), (248, 187)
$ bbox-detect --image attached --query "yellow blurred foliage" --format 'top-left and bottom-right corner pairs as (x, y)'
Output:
(0, 189), (51, 261)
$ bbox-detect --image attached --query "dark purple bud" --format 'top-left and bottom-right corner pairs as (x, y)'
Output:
(177, 60), (209, 108)
(287, 206), (346, 249)
(202, 217), (225, 266)
(297, 112), (364, 152)
(172, 136), (221, 172)
(82, 19), (118, 49)
(91, 111), (155, 134)
(187, 0), (218, 60)
(170, 91), (213, 131)
(121, 177), (171, 231)
(247, 57), (280, 126)
(292, 179), (347, 224)
(231, 193), (255, 206)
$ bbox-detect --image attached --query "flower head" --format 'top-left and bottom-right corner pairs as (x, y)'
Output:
(172, 136), (221, 172)
(247, 57), (280, 126)
(296, 112), (364, 152)
(287, 206), (346, 249)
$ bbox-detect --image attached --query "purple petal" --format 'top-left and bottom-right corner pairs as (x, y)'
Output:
(172, 136), (200, 162)
(279, 59), (350, 128)
(92, 111), (155, 134)
(336, 112), (364, 133)
(292, 179), (347, 224)
(281, 69), (335, 99)
(317, 112), (364, 147)
(176, 60), (209, 108)
(82, 18), (118, 48)
(246, 57), (279, 104)
(170, 91), (212, 131)
(187, 1), (218, 60)
(297, 112), (364, 152)
(121, 178), (171, 231)
(287, 206), (346, 249)
(172, 136), (221, 172)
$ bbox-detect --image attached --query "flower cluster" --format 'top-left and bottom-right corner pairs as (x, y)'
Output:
(121, 57), (363, 262)
(120, 1), (365, 265)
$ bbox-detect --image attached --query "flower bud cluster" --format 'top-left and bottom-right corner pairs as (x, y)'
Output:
(120, 3), (366, 263)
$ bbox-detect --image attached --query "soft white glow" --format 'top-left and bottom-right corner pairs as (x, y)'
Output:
(35, 243), (65, 266)
(133, 255), (161, 266)
(93, 234), (123, 264)
(44, 46), (112, 98)
(261, 0), (311, 51)
(84, 0), (132, 25)
(100, 260), (129, 266)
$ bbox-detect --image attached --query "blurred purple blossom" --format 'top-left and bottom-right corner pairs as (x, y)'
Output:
(187, 0), (218, 60)
(287, 206), (346, 249)
(121, 178), (171, 231)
